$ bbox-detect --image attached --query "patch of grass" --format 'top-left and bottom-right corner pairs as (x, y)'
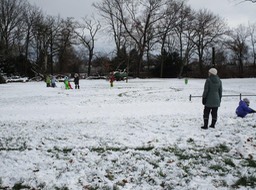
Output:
(81, 185), (100, 190)
(241, 159), (256, 168)
(62, 148), (72, 154)
(12, 182), (31, 190)
(181, 164), (191, 175)
(206, 143), (230, 154)
(187, 138), (194, 143)
(108, 147), (126, 152)
(232, 176), (256, 188)
(217, 144), (230, 152)
(0, 142), (27, 152)
(91, 147), (127, 153)
(173, 148), (194, 160)
(175, 152), (190, 160)
(91, 147), (105, 153)
(135, 146), (154, 151)
(247, 160), (256, 168)
(158, 169), (166, 178)
(212, 179), (228, 188)
(209, 164), (227, 172)
(53, 146), (72, 154)
(149, 161), (159, 169)
(223, 158), (236, 167)
(200, 152), (212, 160)
(55, 187), (69, 190)
(46, 146), (73, 158)
(163, 146), (196, 160)
(162, 146), (173, 152)
(115, 180), (127, 187)
(105, 172), (115, 181)
(153, 149), (160, 156)
(47, 149), (52, 153)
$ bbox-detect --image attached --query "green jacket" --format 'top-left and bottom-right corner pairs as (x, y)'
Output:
(202, 75), (222, 107)
(46, 76), (51, 84)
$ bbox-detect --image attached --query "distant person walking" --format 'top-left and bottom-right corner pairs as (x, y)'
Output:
(74, 73), (80, 89)
(201, 68), (222, 129)
(236, 98), (256, 118)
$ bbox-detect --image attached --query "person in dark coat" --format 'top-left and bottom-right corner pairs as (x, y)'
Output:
(74, 73), (80, 89)
(51, 76), (57, 88)
(236, 98), (255, 118)
(201, 68), (222, 129)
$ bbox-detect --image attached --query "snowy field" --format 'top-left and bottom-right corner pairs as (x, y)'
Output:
(0, 78), (256, 190)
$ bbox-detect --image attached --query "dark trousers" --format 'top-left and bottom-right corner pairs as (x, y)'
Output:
(203, 106), (218, 127)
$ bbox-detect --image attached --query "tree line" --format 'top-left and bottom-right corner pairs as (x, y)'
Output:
(0, 0), (255, 80)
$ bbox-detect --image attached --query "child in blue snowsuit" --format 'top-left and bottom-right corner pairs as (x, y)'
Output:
(236, 98), (255, 118)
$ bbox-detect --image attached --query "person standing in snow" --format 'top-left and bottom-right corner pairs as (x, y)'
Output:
(74, 73), (80, 89)
(236, 98), (256, 118)
(201, 68), (222, 129)
(51, 76), (57, 88)
(109, 72), (115, 87)
(46, 75), (51, 87)
(64, 76), (73, 89)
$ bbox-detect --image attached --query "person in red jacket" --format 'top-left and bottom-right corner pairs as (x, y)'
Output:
(109, 72), (115, 87)
(236, 98), (255, 118)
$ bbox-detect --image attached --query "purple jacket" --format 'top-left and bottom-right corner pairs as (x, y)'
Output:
(236, 100), (254, 118)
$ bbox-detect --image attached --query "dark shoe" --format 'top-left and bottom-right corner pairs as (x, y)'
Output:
(209, 125), (215, 128)
(201, 126), (208, 129)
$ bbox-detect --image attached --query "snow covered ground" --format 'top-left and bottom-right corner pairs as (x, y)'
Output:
(0, 78), (256, 190)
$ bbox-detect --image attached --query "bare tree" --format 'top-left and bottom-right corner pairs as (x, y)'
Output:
(56, 17), (77, 73)
(189, 9), (227, 74)
(94, 0), (166, 77)
(248, 22), (256, 66)
(93, 0), (125, 56)
(75, 16), (101, 76)
(156, 0), (184, 77)
(0, 0), (25, 58)
(29, 14), (66, 75)
(32, 16), (56, 72)
(172, 2), (195, 78)
(226, 24), (250, 74)
(115, 0), (166, 77)
(22, 3), (41, 59)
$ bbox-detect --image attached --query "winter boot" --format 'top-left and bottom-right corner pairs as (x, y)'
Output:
(209, 119), (217, 128)
(201, 118), (209, 129)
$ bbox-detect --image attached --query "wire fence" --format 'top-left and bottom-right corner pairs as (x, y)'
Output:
(189, 94), (256, 101)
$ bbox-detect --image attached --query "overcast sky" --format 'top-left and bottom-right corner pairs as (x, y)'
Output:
(27, 0), (255, 28)
(189, 0), (255, 27)
(27, 0), (255, 52)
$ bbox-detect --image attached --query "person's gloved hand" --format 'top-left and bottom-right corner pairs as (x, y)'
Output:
(202, 98), (206, 105)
